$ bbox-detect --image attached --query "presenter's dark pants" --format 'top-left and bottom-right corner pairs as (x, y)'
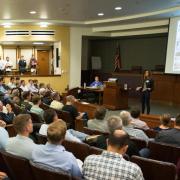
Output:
(142, 90), (150, 114)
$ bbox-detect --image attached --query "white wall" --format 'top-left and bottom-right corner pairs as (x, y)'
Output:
(69, 27), (109, 88)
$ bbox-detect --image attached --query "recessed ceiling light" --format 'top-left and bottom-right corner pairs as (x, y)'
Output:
(2, 23), (12, 28)
(30, 11), (37, 14)
(33, 42), (44, 45)
(115, 7), (122, 10)
(98, 13), (104, 16)
(39, 22), (49, 27)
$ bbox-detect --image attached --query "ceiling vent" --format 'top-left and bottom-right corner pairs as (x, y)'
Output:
(5, 30), (55, 36)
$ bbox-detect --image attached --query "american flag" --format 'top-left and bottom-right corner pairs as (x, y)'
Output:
(114, 44), (122, 72)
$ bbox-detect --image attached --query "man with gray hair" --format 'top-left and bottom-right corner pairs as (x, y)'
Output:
(120, 111), (149, 142)
(95, 116), (139, 156)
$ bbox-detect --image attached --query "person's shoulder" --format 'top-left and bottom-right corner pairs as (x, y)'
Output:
(84, 154), (99, 163)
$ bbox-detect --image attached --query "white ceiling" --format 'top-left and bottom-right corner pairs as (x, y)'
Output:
(0, 0), (180, 25)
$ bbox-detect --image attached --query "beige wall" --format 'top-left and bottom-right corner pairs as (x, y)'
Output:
(0, 25), (70, 93)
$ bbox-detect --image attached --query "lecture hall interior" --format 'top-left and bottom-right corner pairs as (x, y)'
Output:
(0, 0), (180, 180)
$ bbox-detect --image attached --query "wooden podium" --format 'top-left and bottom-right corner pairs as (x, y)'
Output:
(103, 81), (128, 110)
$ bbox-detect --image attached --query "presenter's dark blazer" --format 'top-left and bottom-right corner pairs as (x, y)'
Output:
(141, 78), (154, 92)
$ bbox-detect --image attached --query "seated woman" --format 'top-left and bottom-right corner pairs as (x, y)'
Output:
(50, 92), (64, 110)
(39, 109), (89, 143)
(87, 107), (108, 132)
(153, 114), (171, 131)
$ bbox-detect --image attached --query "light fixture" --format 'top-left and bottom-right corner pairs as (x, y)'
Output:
(39, 22), (49, 27)
(33, 42), (44, 45)
(30, 11), (37, 14)
(115, 7), (122, 10)
(2, 23), (12, 28)
(98, 13), (104, 16)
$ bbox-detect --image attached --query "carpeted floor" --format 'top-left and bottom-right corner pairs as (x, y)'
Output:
(106, 98), (180, 118)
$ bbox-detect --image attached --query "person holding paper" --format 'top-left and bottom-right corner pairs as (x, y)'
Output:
(136, 70), (154, 114)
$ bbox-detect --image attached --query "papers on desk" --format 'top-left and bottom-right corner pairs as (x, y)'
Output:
(81, 102), (90, 105)
(86, 86), (99, 90)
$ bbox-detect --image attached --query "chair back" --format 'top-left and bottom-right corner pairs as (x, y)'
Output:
(131, 155), (177, 180)
(0, 150), (9, 174)
(62, 111), (74, 129)
(36, 133), (47, 144)
(39, 103), (50, 110)
(5, 124), (17, 137)
(130, 137), (147, 150)
(148, 141), (180, 164)
(1, 151), (34, 180)
(144, 129), (157, 138)
(83, 127), (109, 136)
(62, 140), (89, 161)
(29, 112), (44, 123)
(89, 146), (103, 156)
(30, 161), (71, 180)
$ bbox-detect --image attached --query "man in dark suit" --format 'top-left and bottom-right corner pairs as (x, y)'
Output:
(18, 56), (27, 75)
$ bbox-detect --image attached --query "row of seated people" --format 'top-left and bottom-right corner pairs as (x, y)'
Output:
(0, 112), (180, 179)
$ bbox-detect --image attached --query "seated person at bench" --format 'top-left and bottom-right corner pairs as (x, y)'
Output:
(90, 76), (103, 88)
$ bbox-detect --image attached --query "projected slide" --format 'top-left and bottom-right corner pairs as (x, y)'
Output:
(173, 21), (180, 71)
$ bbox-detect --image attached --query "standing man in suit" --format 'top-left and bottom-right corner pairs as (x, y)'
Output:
(18, 55), (27, 75)
(137, 70), (154, 114)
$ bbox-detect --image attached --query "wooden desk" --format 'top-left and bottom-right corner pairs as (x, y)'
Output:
(80, 87), (103, 104)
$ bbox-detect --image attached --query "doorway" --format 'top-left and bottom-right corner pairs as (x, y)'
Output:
(37, 50), (49, 75)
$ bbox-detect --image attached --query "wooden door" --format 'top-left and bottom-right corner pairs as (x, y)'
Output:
(37, 50), (49, 75)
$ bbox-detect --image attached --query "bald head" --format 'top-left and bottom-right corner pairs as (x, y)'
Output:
(108, 129), (129, 150)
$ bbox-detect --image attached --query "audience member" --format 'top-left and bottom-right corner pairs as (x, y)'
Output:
(46, 83), (54, 93)
(87, 107), (108, 132)
(21, 91), (33, 111)
(83, 129), (144, 180)
(62, 95), (84, 120)
(0, 78), (7, 94)
(27, 79), (38, 93)
(41, 91), (52, 105)
(0, 120), (9, 149)
(39, 109), (89, 143)
(154, 114), (171, 131)
(155, 114), (180, 146)
(95, 116), (139, 157)
(120, 111), (149, 142)
(32, 120), (82, 177)
(20, 80), (29, 92)
(7, 77), (16, 89)
(6, 114), (37, 160)
(15, 77), (21, 88)
(50, 92), (64, 110)
(30, 95), (44, 120)
(130, 107), (149, 130)
(0, 101), (15, 124)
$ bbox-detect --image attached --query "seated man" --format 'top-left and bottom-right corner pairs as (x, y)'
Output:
(32, 120), (82, 177)
(50, 92), (64, 110)
(153, 113), (171, 131)
(155, 114), (180, 146)
(20, 80), (29, 92)
(130, 107), (149, 130)
(62, 95), (85, 128)
(30, 95), (44, 120)
(21, 91), (33, 111)
(39, 109), (89, 143)
(90, 76), (103, 88)
(87, 107), (108, 132)
(120, 111), (149, 142)
(83, 129), (144, 180)
(0, 120), (9, 149)
(7, 77), (16, 89)
(6, 114), (37, 160)
(27, 79), (38, 93)
(0, 77), (8, 95)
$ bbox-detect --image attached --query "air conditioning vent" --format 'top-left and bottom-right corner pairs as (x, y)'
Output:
(5, 30), (55, 36)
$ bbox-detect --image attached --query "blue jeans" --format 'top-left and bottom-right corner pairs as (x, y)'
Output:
(67, 129), (88, 142)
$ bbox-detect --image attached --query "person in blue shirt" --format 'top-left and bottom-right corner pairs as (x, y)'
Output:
(90, 76), (103, 87)
(32, 120), (82, 178)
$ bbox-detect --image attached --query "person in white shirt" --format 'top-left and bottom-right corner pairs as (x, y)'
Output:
(6, 114), (37, 160)
(50, 92), (64, 110)
(7, 77), (16, 89)
(27, 79), (38, 93)
(5, 57), (13, 74)
(39, 109), (89, 143)
(20, 80), (29, 92)
(0, 56), (6, 75)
